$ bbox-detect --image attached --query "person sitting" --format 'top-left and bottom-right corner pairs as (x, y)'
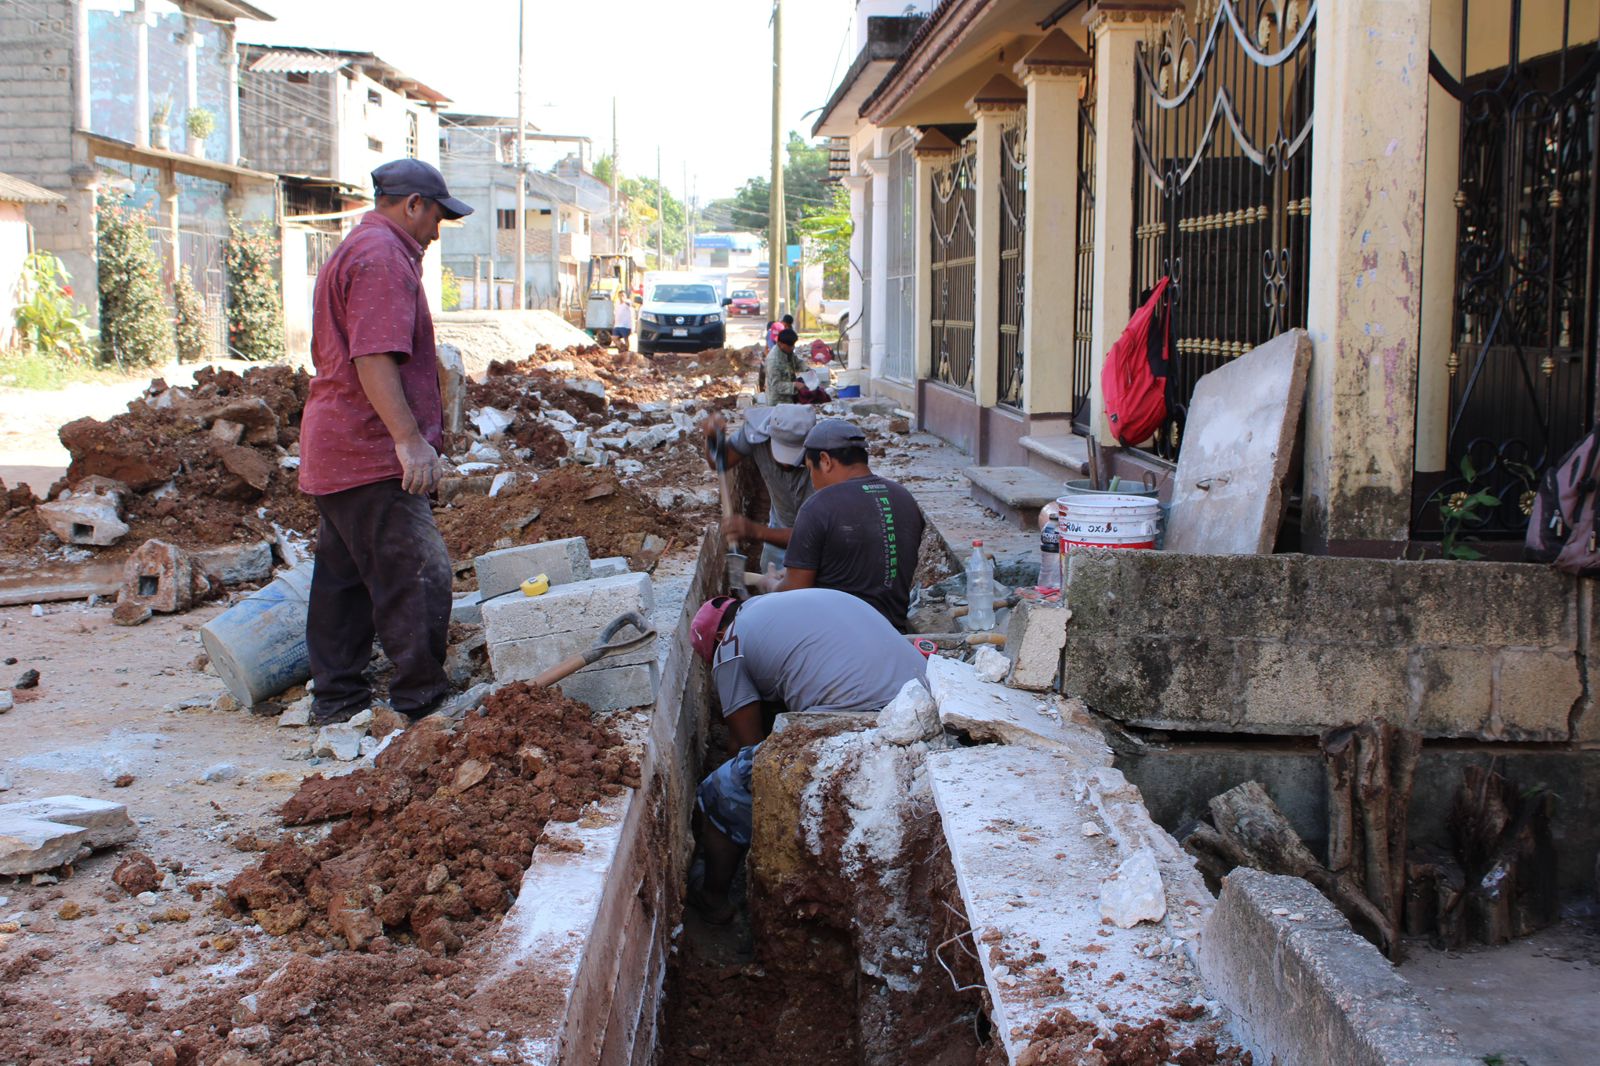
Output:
(688, 588), (929, 922)
(764, 328), (802, 404)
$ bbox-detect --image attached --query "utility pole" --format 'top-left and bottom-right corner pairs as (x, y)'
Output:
(656, 146), (664, 270)
(610, 97), (619, 255)
(769, 0), (785, 317)
(682, 161), (690, 269)
(514, 0), (526, 309)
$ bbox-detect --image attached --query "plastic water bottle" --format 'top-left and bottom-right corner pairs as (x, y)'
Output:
(966, 540), (995, 631)
(1039, 515), (1061, 592)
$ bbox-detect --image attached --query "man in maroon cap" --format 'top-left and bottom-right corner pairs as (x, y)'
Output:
(298, 159), (472, 726)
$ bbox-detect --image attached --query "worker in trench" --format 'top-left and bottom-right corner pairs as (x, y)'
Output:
(297, 159), (475, 727)
(701, 403), (817, 572)
(720, 417), (925, 632)
(686, 587), (930, 923)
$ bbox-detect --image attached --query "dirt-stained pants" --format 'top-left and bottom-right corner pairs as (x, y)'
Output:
(307, 478), (451, 718)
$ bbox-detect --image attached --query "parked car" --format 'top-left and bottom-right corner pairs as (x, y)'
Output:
(728, 289), (761, 316)
(637, 272), (728, 354)
(756, 261), (770, 278)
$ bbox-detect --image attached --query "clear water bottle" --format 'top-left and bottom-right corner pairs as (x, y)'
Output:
(1039, 515), (1061, 591)
(966, 539), (995, 631)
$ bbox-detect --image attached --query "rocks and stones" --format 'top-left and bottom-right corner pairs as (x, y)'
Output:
(875, 678), (941, 746)
(112, 851), (162, 895)
(1100, 849), (1168, 928)
(14, 668), (39, 689)
(201, 762), (241, 783)
(37, 484), (129, 546)
(213, 441), (274, 494)
(111, 600), (153, 627)
(1, 795), (136, 853)
(0, 691), (11, 714)
(278, 697), (312, 728)
(1, 819), (88, 875)
(927, 656), (1108, 758)
(972, 644), (1011, 683)
(563, 377), (605, 401)
(1003, 599), (1071, 691)
(210, 418), (245, 444)
(471, 406), (515, 439)
(313, 723), (365, 762)
(195, 541), (273, 587)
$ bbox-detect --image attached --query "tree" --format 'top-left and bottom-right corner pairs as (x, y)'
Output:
(224, 216), (285, 362)
(172, 273), (208, 362)
(795, 184), (852, 299)
(96, 196), (174, 368)
(705, 132), (834, 248)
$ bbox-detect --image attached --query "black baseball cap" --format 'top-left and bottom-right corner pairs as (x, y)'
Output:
(803, 418), (867, 451)
(371, 159), (473, 219)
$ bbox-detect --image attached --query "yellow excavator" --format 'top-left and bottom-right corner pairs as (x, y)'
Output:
(584, 253), (639, 346)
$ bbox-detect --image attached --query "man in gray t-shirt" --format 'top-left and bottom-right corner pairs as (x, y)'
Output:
(704, 404), (815, 568)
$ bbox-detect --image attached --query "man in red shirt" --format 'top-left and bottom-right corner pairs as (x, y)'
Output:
(298, 159), (472, 725)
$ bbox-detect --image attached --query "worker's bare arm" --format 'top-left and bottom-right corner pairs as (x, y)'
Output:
(721, 515), (792, 547)
(777, 566), (817, 592)
(354, 353), (440, 495)
(725, 702), (764, 753)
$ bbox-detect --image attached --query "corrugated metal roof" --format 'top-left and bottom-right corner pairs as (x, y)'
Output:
(248, 49), (350, 75)
(0, 172), (64, 204)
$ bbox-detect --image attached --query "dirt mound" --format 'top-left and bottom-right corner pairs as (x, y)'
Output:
(225, 682), (638, 954)
(435, 465), (700, 564)
(1016, 1007), (1252, 1066)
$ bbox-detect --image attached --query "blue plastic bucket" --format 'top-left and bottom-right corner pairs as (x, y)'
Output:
(201, 561), (315, 707)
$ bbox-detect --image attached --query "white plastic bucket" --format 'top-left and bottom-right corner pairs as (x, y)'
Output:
(201, 561), (315, 707)
(1057, 493), (1162, 551)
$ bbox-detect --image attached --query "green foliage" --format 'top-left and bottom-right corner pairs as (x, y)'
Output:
(11, 251), (92, 362)
(441, 266), (462, 311)
(618, 174), (687, 262)
(706, 132), (835, 247)
(1439, 455), (1500, 560)
(224, 216), (285, 362)
(592, 154), (614, 186)
(172, 272), (208, 362)
(151, 95), (172, 130)
(96, 196), (174, 368)
(185, 107), (216, 140)
(795, 183), (852, 299)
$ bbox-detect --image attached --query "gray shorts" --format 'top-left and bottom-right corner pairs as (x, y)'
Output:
(696, 743), (758, 847)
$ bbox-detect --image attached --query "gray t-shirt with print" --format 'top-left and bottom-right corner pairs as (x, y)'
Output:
(729, 419), (813, 528)
(712, 587), (928, 717)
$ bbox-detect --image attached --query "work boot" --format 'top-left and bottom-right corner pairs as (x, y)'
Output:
(408, 682), (492, 723)
(309, 699), (372, 728)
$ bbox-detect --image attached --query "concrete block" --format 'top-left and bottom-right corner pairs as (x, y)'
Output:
(927, 655), (1110, 762)
(1492, 648), (1582, 740)
(119, 538), (202, 614)
(0, 795), (135, 848)
(1232, 641), (1411, 734)
(451, 590), (483, 625)
(474, 537), (592, 599)
(0, 817), (88, 875)
(194, 541), (273, 587)
(1198, 868), (1477, 1066)
(590, 556), (629, 579)
(556, 660), (659, 711)
(37, 493), (127, 546)
(482, 571), (653, 645)
(1065, 633), (1236, 728)
(1410, 646), (1494, 738)
(1388, 560), (1576, 648)
(1003, 599), (1069, 691)
(488, 628), (657, 682)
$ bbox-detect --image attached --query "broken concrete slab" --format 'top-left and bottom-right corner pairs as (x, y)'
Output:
(1004, 599), (1070, 691)
(926, 654), (1110, 762)
(313, 723), (364, 761)
(589, 556), (629, 579)
(1165, 329), (1311, 554)
(0, 795), (136, 849)
(37, 493), (129, 547)
(0, 817), (89, 876)
(195, 541), (273, 587)
(474, 537), (593, 600)
(119, 538), (206, 614)
(0, 559), (125, 607)
(926, 745), (1220, 1061)
(481, 571), (653, 645)
(1199, 868), (1478, 1066)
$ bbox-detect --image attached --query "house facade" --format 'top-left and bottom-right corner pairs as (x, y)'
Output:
(0, 172), (68, 351)
(816, 0), (1593, 557)
(0, 0), (280, 358)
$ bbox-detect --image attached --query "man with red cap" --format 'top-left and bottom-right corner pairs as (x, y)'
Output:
(687, 587), (928, 922)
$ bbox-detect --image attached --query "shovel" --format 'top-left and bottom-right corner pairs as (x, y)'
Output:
(712, 427), (749, 598)
(528, 611), (658, 688)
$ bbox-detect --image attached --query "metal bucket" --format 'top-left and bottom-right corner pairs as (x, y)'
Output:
(1057, 493), (1162, 551)
(200, 561), (315, 707)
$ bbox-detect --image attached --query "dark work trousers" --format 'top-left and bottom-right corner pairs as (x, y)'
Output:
(307, 479), (451, 719)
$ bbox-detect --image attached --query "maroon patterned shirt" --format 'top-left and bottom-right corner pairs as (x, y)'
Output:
(298, 212), (443, 496)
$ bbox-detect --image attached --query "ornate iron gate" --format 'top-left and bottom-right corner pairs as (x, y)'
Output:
(885, 138), (918, 384)
(1132, 0), (1317, 458)
(930, 142), (977, 392)
(1073, 35), (1098, 433)
(999, 112), (1027, 407)
(1415, 0), (1600, 540)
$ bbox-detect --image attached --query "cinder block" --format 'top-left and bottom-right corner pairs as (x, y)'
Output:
(556, 660), (659, 711)
(0, 794), (136, 848)
(1410, 646), (1495, 738)
(482, 572), (653, 645)
(489, 629), (656, 682)
(0, 817), (88, 876)
(120, 538), (202, 613)
(451, 590), (482, 625)
(36, 493), (127, 546)
(1064, 632), (1236, 729)
(1004, 599), (1069, 691)
(1198, 868), (1477, 1066)
(1492, 648), (1582, 740)
(195, 541), (272, 587)
(590, 556), (630, 579)
(474, 537), (592, 599)
(1232, 641), (1411, 734)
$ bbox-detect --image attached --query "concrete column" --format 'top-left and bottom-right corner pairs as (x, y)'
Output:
(1015, 31), (1092, 417)
(913, 131), (957, 387)
(863, 155), (891, 383)
(224, 24), (241, 166)
(840, 171), (870, 373)
(73, 0), (90, 130)
(1303, 0), (1431, 552)
(1416, 0), (1462, 473)
(968, 75), (1026, 410)
(1085, 2), (1178, 444)
(133, 2), (150, 148)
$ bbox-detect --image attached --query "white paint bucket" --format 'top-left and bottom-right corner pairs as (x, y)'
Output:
(1058, 493), (1162, 551)
(201, 561), (315, 707)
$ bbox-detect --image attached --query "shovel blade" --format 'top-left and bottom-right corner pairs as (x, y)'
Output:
(725, 551), (747, 596)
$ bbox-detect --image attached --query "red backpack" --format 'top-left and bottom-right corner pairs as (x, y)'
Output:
(1102, 277), (1172, 447)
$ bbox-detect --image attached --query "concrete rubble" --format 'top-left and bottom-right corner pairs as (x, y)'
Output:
(0, 795), (137, 875)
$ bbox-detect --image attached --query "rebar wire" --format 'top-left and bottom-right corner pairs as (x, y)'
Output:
(934, 929), (989, 995)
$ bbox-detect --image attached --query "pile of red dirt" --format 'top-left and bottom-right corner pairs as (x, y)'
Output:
(434, 465), (701, 565)
(225, 682), (638, 955)
(1016, 1007), (1252, 1066)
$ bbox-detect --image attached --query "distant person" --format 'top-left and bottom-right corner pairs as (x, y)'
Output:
(298, 159), (472, 725)
(613, 294), (633, 351)
(703, 404), (817, 570)
(764, 328), (802, 404)
(766, 313), (794, 347)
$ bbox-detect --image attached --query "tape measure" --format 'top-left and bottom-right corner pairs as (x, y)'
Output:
(911, 637), (937, 658)
(520, 574), (550, 597)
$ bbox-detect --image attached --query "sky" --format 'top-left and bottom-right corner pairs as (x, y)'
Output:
(239, 0), (860, 204)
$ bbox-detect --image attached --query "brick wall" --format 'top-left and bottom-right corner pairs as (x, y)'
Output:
(1063, 549), (1591, 743)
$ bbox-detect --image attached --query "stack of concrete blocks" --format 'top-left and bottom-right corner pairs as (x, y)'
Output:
(477, 538), (658, 710)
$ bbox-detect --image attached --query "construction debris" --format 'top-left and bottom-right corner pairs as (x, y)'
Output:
(0, 795), (136, 875)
